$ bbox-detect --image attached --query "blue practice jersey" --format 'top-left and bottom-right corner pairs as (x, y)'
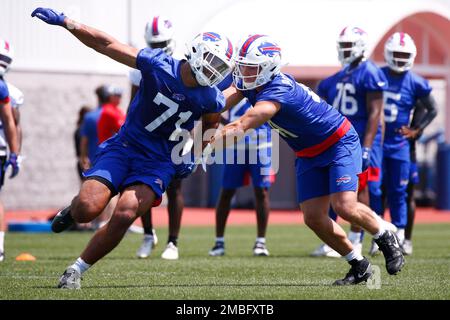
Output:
(241, 73), (346, 154)
(381, 67), (432, 159)
(122, 48), (225, 156)
(80, 108), (102, 163)
(317, 59), (387, 140)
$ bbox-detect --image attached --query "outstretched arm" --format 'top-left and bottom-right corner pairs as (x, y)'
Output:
(31, 7), (138, 68)
(211, 100), (279, 150)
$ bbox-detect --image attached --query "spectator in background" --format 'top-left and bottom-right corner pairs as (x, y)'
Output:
(79, 85), (109, 171)
(97, 85), (125, 144)
(74, 105), (92, 181)
(78, 85), (125, 231)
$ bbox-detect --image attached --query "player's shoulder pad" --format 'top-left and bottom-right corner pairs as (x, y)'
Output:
(128, 68), (142, 86)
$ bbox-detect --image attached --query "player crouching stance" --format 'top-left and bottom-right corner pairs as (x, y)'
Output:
(32, 7), (233, 289)
(213, 34), (405, 285)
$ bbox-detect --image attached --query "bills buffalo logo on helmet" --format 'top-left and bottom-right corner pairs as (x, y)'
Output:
(257, 42), (281, 57)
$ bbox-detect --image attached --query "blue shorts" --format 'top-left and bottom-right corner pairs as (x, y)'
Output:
(296, 127), (362, 203)
(83, 135), (175, 199)
(222, 147), (273, 189)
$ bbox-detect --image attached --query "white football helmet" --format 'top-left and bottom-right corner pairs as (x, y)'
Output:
(186, 32), (234, 87)
(144, 16), (175, 56)
(336, 26), (368, 66)
(233, 35), (282, 90)
(0, 39), (13, 77)
(384, 32), (417, 73)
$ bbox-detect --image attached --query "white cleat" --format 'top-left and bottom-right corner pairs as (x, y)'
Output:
(161, 242), (179, 260)
(253, 242), (270, 256)
(310, 244), (341, 258)
(136, 235), (156, 259)
(403, 239), (413, 255)
(209, 242), (225, 256)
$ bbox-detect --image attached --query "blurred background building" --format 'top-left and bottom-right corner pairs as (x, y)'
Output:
(1, 0), (449, 210)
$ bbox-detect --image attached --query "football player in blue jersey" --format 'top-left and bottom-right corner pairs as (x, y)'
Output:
(129, 16), (184, 260)
(372, 32), (437, 255)
(32, 7), (234, 289)
(209, 75), (274, 257)
(313, 26), (389, 257)
(209, 34), (404, 285)
(0, 39), (21, 262)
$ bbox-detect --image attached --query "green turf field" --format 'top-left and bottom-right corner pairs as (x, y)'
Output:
(1, 224), (449, 299)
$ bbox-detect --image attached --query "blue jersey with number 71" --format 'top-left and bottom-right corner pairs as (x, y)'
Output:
(121, 48), (225, 155)
(317, 59), (387, 140)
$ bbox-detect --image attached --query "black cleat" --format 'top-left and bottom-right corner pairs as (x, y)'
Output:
(374, 230), (405, 275)
(333, 257), (373, 286)
(51, 206), (74, 233)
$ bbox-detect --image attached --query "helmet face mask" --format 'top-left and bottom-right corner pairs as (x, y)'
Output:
(187, 32), (234, 87)
(384, 32), (417, 73)
(336, 26), (368, 66)
(232, 35), (282, 90)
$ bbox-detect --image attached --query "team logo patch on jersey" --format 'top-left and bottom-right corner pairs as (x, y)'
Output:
(336, 175), (352, 186)
(154, 178), (164, 190)
(172, 93), (186, 101)
(377, 81), (386, 87)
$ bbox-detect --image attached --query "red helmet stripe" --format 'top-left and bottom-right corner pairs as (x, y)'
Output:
(239, 34), (264, 57)
(4, 41), (9, 52)
(339, 27), (348, 36)
(203, 32), (220, 40)
(152, 16), (159, 36)
(399, 32), (405, 46)
(226, 38), (233, 59)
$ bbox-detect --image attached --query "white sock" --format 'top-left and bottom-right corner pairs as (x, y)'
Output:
(0, 231), (4, 253)
(344, 250), (364, 262)
(372, 215), (387, 239)
(396, 229), (405, 244)
(347, 231), (361, 245)
(215, 237), (224, 243)
(256, 237), (266, 244)
(70, 257), (91, 275)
